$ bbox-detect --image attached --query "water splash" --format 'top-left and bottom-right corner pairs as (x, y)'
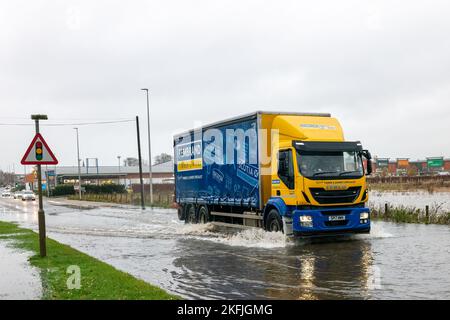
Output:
(176, 223), (287, 248)
(357, 222), (393, 240)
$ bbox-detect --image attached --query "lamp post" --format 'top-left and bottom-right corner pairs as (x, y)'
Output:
(74, 128), (82, 200)
(141, 88), (153, 205)
(117, 155), (121, 185)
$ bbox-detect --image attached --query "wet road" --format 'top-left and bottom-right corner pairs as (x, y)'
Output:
(0, 197), (449, 300)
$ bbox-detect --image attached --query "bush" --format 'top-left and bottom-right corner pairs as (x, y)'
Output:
(11, 185), (26, 192)
(51, 185), (75, 196)
(83, 184), (125, 194)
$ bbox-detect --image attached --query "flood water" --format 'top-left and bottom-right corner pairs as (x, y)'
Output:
(0, 241), (42, 299)
(369, 190), (450, 213)
(0, 197), (449, 300)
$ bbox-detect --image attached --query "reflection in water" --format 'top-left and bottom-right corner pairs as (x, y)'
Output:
(172, 236), (374, 300)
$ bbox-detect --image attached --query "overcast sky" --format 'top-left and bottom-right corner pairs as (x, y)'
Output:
(1, 0), (449, 172)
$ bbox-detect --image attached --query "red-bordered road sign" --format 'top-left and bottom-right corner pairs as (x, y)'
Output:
(21, 133), (58, 165)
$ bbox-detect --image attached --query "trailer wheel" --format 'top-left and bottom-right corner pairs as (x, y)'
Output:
(198, 206), (209, 224)
(186, 205), (197, 224)
(177, 205), (185, 221)
(266, 209), (283, 232)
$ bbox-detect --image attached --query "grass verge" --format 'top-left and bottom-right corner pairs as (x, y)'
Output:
(0, 221), (179, 300)
(370, 204), (450, 225)
(67, 194), (173, 209)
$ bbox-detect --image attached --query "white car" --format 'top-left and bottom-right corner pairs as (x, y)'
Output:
(13, 191), (23, 199)
(1, 191), (11, 198)
(21, 191), (36, 201)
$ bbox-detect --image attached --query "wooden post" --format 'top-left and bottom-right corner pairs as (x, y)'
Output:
(32, 115), (47, 258)
(425, 205), (429, 224)
(385, 203), (389, 217)
(135, 116), (145, 210)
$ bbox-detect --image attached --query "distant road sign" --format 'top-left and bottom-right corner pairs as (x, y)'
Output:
(21, 133), (58, 165)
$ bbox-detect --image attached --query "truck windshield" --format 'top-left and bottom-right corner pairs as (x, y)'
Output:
(296, 150), (364, 179)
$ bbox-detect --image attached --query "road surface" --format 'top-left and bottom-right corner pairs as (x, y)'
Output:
(0, 197), (449, 299)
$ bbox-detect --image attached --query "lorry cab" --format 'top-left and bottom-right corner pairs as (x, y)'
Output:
(264, 114), (372, 236)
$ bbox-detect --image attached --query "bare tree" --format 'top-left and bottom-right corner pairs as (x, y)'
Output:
(154, 153), (172, 165)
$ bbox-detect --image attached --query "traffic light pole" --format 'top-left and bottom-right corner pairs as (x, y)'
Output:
(32, 115), (47, 258)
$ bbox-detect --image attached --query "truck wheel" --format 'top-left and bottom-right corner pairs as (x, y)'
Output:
(198, 206), (209, 224)
(177, 205), (185, 221)
(186, 205), (197, 224)
(266, 209), (283, 232)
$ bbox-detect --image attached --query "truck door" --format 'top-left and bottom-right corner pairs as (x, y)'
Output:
(273, 149), (296, 205)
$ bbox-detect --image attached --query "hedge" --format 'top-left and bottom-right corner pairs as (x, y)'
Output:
(50, 184), (125, 196)
(51, 185), (75, 196)
(83, 184), (125, 194)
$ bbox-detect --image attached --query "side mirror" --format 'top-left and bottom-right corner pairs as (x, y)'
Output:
(361, 150), (372, 176)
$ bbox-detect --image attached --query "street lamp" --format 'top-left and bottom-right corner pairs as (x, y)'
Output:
(73, 128), (82, 200)
(117, 155), (121, 185)
(141, 88), (153, 205)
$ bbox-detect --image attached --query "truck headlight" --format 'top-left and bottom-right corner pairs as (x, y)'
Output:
(300, 215), (313, 227)
(360, 212), (369, 224)
(300, 215), (312, 222)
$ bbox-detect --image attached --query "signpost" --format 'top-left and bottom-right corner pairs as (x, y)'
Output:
(427, 157), (444, 168)
(21, 115), (58, 258)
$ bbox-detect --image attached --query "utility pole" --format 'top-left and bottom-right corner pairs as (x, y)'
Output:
(136, 116), (145, 210)
(74, 128), (82, 200)
(12, 164), (15, 187)
(141, 88), (153, 205)
(31, 114), (47, 258)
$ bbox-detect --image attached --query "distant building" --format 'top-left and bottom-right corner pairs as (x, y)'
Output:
(445, 159), (450, 171)
(44, 160), (174, 187)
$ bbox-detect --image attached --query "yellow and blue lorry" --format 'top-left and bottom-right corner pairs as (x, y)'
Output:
(174, 111), (372, 237)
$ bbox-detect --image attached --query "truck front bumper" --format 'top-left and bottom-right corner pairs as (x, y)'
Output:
(291, 207), (370, 237)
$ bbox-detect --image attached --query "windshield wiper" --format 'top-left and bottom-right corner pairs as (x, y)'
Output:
(338, 171), (362, 176)
(312, 171), (337, 177)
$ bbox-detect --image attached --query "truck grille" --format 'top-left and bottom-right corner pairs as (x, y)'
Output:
(309, 187), (361, 204)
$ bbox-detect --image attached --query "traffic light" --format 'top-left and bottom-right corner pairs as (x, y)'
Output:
(35, 141), (43, 161)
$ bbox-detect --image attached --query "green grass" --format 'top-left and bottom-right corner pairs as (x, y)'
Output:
(0, 221), (180, 300)
(67, 193), (173, 209)
(370, 204), (450, 225)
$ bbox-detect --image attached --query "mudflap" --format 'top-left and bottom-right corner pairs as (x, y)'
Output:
(282, 216), (294, 237)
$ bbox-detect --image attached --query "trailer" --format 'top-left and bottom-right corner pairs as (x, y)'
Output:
(174, 111), (372, 237)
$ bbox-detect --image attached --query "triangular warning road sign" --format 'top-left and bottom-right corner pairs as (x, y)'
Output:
(21, 133), (58, 165)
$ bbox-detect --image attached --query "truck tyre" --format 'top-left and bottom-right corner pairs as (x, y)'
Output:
(198, 206), (209, 224)
(177, 205), (185, 221)
(266, 209), (283, 232)
(186, 205), (197, 224)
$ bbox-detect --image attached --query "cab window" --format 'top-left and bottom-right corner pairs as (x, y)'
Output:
(278, 149), (295, 189)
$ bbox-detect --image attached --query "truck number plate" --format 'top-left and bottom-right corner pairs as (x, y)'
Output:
(329, 215), (346, 221)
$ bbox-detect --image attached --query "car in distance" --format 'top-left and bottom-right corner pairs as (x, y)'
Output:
(21, 190), (36, 201)
(1, 191), (11, 198)
(13, 191), (23, 199)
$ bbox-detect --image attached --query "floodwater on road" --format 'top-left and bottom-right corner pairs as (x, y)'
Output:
(0, 197), (449, 300)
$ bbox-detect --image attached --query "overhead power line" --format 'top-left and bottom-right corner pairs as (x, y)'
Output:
(0, 119), (135, 127)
